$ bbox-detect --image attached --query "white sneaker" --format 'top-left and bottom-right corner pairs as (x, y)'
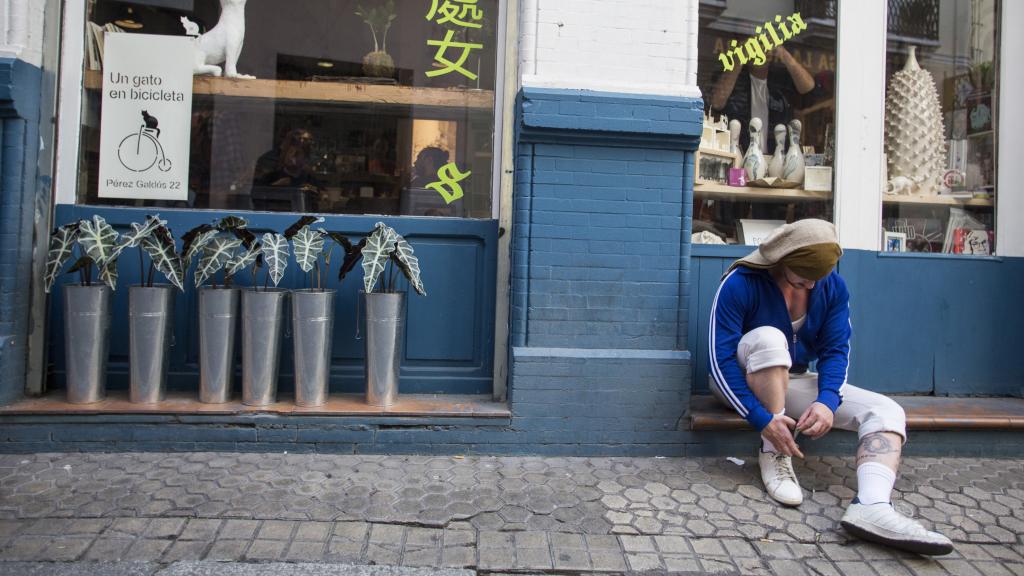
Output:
(841, 501), (954, 556)
(758, 450), (803, 506)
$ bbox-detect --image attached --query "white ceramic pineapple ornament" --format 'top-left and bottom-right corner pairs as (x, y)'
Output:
(783, 119), (805, 184)
(743, 118), (767, 181)
(884, 46), (946, 195)
(768, 124), (787, 178)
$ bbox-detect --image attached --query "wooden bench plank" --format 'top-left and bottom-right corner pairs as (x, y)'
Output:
(690, 395), (1024, 431)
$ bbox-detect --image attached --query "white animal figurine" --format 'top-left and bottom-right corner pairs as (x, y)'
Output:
(767, 123), (786, 178)
(729, 119), (742, 156)
(180, 16), (200, 37)
(743, 118), (767, 181)
(783, 119), (805, 184)
(182, 0), (254, 79)
(886, 176), (919, 196)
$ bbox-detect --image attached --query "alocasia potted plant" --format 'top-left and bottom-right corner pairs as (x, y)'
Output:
(241, 226), (290, 406)
(286, 216), (333, 407)
(358, 222), (426, 407)
(117, 214), (184, 404)
(185, 216), (257, 403)
(44, 215), (122, 404)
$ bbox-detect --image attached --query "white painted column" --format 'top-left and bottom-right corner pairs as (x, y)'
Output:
(833, 0), (888, 251)
(520, 0), (700, 98)
(997, 0), (1022, 256)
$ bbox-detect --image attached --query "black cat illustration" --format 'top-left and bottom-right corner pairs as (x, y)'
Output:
(141, 110), (160, 138)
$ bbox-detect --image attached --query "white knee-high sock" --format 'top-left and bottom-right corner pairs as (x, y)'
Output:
(760, 408), (786, 453)
(856, 462), (896, 505)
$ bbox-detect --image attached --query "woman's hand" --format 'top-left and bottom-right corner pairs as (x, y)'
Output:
(797, 402), (834, 439)
(762, 413), (803, 458)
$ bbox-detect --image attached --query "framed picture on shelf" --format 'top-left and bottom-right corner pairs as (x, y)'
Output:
(883, 231), (907, 253)
(736, 219), (786, 246)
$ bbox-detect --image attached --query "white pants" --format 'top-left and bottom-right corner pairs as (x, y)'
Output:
(712, 326), (907, 442)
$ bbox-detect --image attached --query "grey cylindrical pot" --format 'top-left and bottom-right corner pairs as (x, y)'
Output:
(129, 285), (176, 404)
(292, 289), (335, 407)
(363, 291), (405, 407)
(199, 287), (239, 403)
(241, 288), (288, 406)
(63, 284), (111, 404)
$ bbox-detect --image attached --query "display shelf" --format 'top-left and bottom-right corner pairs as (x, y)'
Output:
(883, 194), (994, 207)
(84, 70), (494, 109)
(693, 182), (831, 202)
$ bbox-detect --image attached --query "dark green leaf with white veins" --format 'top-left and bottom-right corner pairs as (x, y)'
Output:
(391, 233), (426, 296)
(99, 259), (119, 290)
(112, 214), (165, 261)
(225, 242), (260, 279)
(261, 233), (290, 286)
(195, 236), (242, 287)
(361, 222), (397, 293)
(292, 226), (325, 273)
(77, 215), (119, 266)
(45, 223), (80, 293)
(142, 225), (184, 291)
(182, 228), (219, 268)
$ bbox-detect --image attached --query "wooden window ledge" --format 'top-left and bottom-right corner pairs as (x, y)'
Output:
(0, 391), (510, 419)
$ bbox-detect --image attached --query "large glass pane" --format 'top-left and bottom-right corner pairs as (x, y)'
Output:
(882, 0), (998, 254)
(695, 0), (836, 245)
(78, 0), (499, 218)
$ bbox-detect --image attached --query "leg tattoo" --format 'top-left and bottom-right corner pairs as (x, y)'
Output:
(856, 432), (900, 467)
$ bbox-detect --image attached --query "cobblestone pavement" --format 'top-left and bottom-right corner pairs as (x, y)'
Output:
(0, 453), (1021, 574)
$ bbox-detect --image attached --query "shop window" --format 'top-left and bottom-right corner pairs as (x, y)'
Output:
(695, 1), (836, 245)
(77, 0), (499, 218)
(881, 0), (998, 255)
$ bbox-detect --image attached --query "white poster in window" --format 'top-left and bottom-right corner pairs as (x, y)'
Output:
(98, 33), (193, 200)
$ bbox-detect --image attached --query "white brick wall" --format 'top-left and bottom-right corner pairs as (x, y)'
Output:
(520, 0), (700, 98)
(0, 0), (45, 66)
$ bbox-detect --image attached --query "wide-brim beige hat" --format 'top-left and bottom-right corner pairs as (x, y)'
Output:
(728, 219), (842, 277)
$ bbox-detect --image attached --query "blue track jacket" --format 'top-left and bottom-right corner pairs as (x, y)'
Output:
(709, 266), (851, 431)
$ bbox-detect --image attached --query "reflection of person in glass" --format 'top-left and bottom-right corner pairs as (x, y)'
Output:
(255, 128), (322, 191)
(710, 45), (814, 154)
(409, 146), (450, 189)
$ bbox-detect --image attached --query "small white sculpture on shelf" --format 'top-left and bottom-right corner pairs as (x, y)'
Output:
(783, 119), (805, 184)
(884, 46), (946, 195)
(729, 119), (742, 156)
(692, 231), (726, 245)
(767, 123), (786, 178)
(182, 0), (254, 79)
(742, 117), (767, 180)
(885, 175), (921, 196)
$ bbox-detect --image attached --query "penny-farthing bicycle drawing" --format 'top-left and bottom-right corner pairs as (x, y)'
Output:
(118, 110), (172, 173)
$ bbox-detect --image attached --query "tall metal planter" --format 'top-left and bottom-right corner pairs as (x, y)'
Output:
(363, 291), (406, 407)
(63, 284), (111, 404)
(292, 289), (335, 407)
(199, 287), (239, 403)
(129, 285), (176, 404)
(241, 288), (288, 406)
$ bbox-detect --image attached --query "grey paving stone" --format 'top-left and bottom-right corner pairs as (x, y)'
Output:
(218, 520), (259, 540)
(511, 547), (549, 570)
(441, 546), (476, 568)
(402, 546), (441, 567)
(179, 519), (222, 541)
(125, 539), (172, 561)
(257, 520), (296, 541)
(443, 530), (474, 548)
(553, 547), (591, 571)
(590, 550), (628, 572)
(477, 546), (513, 570)
(285, 540), (326, 561)
(295, 522), (333, 542)
(626, 552), (665, 571)
(245, 539), (286, 561)
(163, 540), (209, 562)
(204, 540), (249, 561)
(84, 537), (135, 561)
